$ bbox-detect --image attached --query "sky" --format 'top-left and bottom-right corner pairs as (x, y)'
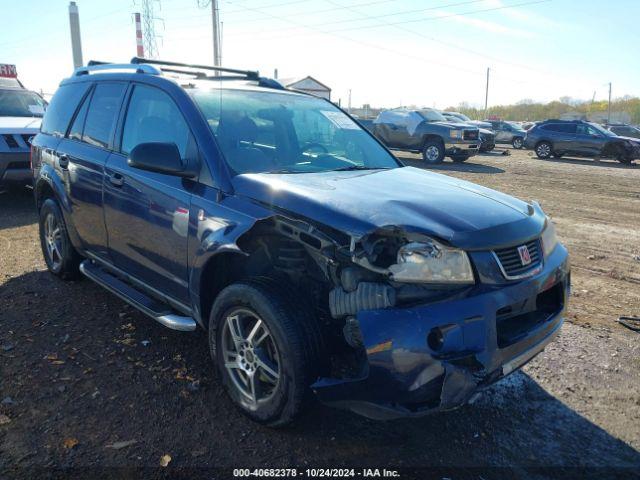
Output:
(1, 0), (639, 109)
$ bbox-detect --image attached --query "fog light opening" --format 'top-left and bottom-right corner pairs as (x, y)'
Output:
(427, 327), (444, 351)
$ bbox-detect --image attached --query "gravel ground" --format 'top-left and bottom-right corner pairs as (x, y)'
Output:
(1, 149), (639, 479)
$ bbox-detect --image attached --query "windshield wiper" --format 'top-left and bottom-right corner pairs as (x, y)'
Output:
(332, 165), (391, 172)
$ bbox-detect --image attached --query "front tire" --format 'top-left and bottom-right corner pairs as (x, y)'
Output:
(422, 139), (445, 164)
(208, 278), (324, 427)
(512, 137), (524, 149)
(535, 141), (553, 159)
(38, 198), (82, 279)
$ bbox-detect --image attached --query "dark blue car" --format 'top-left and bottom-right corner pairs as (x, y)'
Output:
(32, 59), (570, 426)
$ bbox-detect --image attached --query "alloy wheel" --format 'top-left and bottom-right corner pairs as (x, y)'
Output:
(513, 138), (523, 149)
(43, 212), (63, 270)
(425, 145), (441, 162)
(221, 308), (281, 406)
(537, 143), (551, 158)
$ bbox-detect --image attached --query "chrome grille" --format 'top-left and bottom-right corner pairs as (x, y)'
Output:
(493, 238), (542, 279)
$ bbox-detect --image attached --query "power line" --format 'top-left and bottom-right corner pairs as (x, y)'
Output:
(220, 0), (553, 80)
(319, 0), (544, 75)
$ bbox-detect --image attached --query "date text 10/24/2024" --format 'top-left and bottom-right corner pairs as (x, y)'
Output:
(233, 468), (401, 478)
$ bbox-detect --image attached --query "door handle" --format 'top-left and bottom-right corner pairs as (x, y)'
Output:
(58, 154), (69, 169)
(108, 173), (124, 187)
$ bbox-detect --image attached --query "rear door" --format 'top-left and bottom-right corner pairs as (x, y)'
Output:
(103, 83), (195, 304)
(552, 123), (577, 153)
(53, 82), (127, 257)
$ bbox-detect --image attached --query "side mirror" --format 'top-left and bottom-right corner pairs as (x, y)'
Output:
(128, 142), (196, 178)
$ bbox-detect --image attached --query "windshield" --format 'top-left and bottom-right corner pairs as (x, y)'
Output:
(443, 114), (463, 123)
(418, 109), (447, 122)
(0, 90), (46, 117)
(453, 112), (471, 122)
(190, 88), (399, 175)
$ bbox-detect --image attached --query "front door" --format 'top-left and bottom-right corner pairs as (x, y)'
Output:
(103, 83), (195, 304)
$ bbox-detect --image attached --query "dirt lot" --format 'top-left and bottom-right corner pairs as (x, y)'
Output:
(1, 148), (639, 479)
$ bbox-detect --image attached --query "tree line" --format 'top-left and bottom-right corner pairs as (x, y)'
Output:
(448, 96), (640, 124)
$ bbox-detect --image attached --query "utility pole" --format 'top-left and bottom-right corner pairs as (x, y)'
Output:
(607, 82), (612, 123)
(348, 89), (352, 114)
(68, 2), (83, 68)
(484, 67), (490, 114)
(198, 0), (222, 70)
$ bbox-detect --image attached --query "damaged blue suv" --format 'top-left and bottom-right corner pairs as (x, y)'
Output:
(32, 59), (570, 426)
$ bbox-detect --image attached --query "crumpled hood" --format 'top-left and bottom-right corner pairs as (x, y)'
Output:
(0, 116), (41, 132)
(232, 166), (546, 250)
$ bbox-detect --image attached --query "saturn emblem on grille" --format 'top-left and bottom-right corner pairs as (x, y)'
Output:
(517, 245), (532, 266)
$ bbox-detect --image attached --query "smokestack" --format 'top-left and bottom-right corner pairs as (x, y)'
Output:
(134, 13), (144, 57)
(68, 1), (83, 68)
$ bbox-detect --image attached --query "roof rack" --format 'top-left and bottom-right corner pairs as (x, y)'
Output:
(130, 57), (260, 81)
(74, 61), (160, 76)
(73, 58), (286, 91)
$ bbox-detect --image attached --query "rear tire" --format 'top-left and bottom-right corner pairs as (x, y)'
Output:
(208, 277), (325, 427)
(38, 198), (82, 280)
(535, 141), (553, 159)
(422, 139), (445, 164)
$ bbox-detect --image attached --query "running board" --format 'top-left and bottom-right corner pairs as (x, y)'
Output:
(79, 260), (197, 332)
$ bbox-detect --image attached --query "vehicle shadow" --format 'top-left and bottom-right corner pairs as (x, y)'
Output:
(397, 155), (505, 175)
(2, 271), (639, 475)
(0, 187), (36, 231)
(524, 152), (638, 169)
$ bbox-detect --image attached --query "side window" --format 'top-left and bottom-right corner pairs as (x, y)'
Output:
(83, 83), (126, 149)
(68, 89), (92, 142)
(41, 83), (90, 137)
(121, 85), (190, 158)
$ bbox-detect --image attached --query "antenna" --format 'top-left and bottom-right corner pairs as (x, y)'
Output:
(133, 0), (164, 59)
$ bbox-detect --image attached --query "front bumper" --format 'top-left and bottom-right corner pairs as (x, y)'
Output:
(312, 244), (570, 419)
(0, 152), (31, 186)
(444, 141), (479, 157)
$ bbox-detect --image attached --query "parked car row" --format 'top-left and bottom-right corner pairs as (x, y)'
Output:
(359, 106), (640, 166)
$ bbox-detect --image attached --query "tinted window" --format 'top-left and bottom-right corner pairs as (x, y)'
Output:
(41, 83), (89, 137)
(83, 83), (126, 149)
(68, 89), (91, 142)
(121, 85), (190, 158)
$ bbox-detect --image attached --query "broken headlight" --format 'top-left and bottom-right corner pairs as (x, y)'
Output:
(388, 240), (474, 284)
(541, 217), (558, 257)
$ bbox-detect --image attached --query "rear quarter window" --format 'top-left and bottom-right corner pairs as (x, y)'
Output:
(41, 83), (90, 137)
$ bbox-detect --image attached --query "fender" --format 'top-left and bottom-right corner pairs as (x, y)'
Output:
(34, 163), (83, 251)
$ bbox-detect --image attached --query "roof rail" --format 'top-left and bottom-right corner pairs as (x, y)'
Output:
(130, 57), (260, 80)
(74, 61), (160, 76)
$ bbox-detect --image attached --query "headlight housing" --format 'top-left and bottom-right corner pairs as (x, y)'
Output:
(541, 217), (558, 257)
(449, 129), (463, 139)
(388, 240), (475, 284)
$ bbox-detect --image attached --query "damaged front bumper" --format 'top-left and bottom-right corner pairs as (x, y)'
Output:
(312, 244), (570, 420)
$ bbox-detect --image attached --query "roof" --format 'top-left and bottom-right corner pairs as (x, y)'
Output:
(278, 76), (331, 92)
